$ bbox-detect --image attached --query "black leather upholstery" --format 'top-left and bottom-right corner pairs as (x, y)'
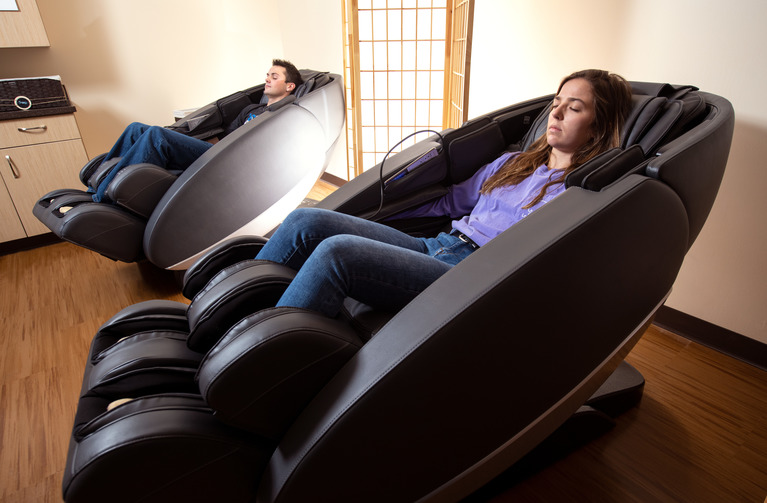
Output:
(60, 82), (734, 503)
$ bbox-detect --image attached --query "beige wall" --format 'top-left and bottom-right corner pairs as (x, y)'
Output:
(1, 0), (765, 343)
(0, 0), (347, 177)
(471, 0), (767, 343)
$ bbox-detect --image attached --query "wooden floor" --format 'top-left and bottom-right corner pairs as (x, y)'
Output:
(1, 179), (766, 502)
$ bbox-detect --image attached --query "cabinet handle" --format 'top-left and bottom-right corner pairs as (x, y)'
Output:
(17, 125), (47, 132)
(5, 155), (20, 179)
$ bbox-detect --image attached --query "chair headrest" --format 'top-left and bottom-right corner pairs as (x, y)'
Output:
(621, 95), (668, 149)
(519, 81), (703, 156)
(294, 70), (332, 98)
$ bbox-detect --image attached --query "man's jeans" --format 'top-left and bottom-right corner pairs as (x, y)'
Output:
(93, 122), (212, 202)
(256, 208), (476, 317)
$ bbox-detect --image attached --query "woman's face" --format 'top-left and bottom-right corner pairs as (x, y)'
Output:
(546, 78), (597, 155)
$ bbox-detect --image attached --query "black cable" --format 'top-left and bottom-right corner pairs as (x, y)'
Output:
(370, 129), (444, 219)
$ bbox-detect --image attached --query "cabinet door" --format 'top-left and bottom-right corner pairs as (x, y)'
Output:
(0, 0), (49, 48)
(1, 139), (87, 236)
(0, 178), (26, 241)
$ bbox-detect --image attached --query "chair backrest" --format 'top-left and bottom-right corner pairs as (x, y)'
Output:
(320, 80), (730, 256)
(644, 91), (734, 247)
(166, 70), (334, 139)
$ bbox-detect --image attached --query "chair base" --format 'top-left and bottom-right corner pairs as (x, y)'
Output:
(464, 361), (644, 501)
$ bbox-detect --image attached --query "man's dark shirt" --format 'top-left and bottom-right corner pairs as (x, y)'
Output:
(223, 103), (269, 136)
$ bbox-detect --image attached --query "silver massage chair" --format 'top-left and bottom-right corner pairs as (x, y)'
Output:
(33, 70), (345, 270)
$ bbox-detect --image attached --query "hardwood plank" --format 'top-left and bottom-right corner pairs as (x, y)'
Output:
(306, 178), (338, 201)
(0, 242), (187, 503)
(480, 327), (767, 502)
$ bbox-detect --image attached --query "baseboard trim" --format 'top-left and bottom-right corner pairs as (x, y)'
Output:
(0, 233), (62, 256)
(653, 306), (767, 371)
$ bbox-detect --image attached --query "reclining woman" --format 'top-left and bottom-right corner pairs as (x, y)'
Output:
(256, 69), (633, 318)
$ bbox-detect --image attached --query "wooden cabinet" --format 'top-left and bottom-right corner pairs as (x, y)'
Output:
(0, 0), (49, 48)
(0, 114), (88, 241)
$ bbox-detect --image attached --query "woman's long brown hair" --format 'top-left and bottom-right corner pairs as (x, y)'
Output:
(480, 69), (633, 208)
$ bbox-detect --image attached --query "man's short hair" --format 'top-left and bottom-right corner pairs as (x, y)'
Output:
(273, 59), (304, 91)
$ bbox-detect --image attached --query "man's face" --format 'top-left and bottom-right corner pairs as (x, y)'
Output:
(264, 65), (294, 101)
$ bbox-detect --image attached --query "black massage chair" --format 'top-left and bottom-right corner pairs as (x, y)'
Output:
(60, 81), (734, 502)
(33, 70), (345, 270)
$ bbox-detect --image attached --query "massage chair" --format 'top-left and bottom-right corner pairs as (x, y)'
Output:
(32, 70), (345, 270)
(60, 81), (734, 502)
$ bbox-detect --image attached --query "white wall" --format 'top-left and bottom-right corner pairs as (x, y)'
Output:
(0, 0), (347, 177)
(471, 0), (767, 343)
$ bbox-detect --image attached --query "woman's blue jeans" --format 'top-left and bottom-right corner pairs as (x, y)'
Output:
(256, 208), (477, 317)
(92, 122), (213, 202)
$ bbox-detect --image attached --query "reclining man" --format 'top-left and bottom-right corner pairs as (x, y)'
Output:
(90, 58), (303, 202)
